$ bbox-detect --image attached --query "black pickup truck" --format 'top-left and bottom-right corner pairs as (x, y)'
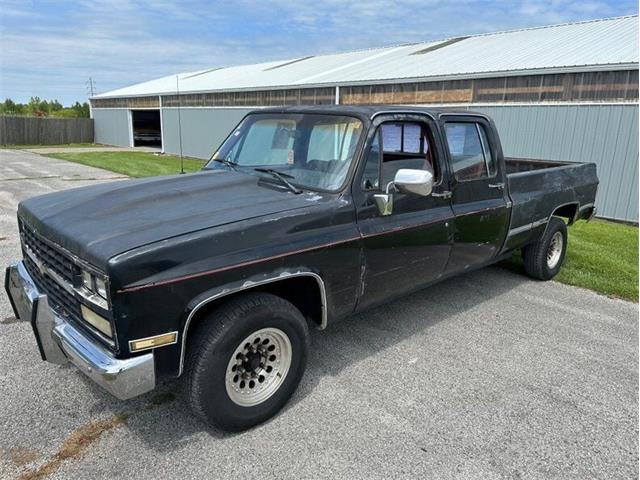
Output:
(5, 106), (597, 431)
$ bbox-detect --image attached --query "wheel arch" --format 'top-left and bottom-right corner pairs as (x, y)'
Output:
(550, 202), (579, 225)
(535, 201), (578, 241)
(178, 271), (327, 376)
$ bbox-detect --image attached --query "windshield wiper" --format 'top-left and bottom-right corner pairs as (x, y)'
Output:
(211, 157), (237, 170)
(254, 168), (302, 194)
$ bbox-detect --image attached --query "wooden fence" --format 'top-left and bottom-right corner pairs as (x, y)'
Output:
(0, 116), (94, 145)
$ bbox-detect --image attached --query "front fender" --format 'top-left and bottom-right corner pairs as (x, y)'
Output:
(177, 268), (327, 376)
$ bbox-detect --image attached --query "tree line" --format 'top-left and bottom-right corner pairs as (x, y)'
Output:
(0, 97), (90, 118)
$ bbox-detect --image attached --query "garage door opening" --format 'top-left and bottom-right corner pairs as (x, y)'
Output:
(131, 110), (162, 148)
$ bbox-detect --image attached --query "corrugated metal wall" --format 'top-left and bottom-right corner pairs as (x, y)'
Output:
(92, 109), (130, 147)
(472, 104), (638, 221)
(161, 107), (253, 160)
(92, 103), (638, 222)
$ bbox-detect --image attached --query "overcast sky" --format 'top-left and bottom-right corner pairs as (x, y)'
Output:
(0, 0), (637, 105)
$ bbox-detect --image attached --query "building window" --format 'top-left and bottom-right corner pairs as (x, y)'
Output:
(90, 70), (638, 110)
(90, 97), (159, 108)
(158, 88), (335, 108)
(338, 70), (638, 105)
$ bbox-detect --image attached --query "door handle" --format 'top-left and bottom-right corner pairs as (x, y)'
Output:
(432, 191), (452, 199)
(488, 182), (505, 189)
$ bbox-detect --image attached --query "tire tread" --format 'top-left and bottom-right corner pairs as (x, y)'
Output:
(522, 216), (567, 281)
(183, 292), (308, 428)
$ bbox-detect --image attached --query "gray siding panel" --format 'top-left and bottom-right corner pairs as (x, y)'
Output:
(161, 108), (254, 160)
(472, 104), (639, 221)
(92, 109), (130, 147)
(92, 104), (638, 221)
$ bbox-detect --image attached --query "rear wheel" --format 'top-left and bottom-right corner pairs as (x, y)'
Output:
(522, 216), (568, 280)
(184, 292), (309, 431)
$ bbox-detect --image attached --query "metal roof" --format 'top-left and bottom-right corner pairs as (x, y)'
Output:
(94, 15), (639, 99)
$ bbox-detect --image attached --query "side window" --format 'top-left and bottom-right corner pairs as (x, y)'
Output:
(478, 125), (495, 177)
(361, 121), (438, 191)
(381, 122), (436, 186)
(444, 122), (496, 181)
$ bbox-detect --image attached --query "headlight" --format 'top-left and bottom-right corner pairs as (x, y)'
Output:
(77, 269), (109, 310)
(94, 277), (108, 300)
(81, 270), (93, 291)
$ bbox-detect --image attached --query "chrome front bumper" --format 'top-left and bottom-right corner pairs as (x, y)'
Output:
(4, 261), (155, 400)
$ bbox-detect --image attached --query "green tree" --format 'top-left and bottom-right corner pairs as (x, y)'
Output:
(71, 101), (90, 118)
(0, 97), (90, 117)
(0, 98), (16, 115)
(50, 99), (63, 111)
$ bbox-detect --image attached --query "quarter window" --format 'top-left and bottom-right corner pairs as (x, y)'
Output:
(445, 122), (496, 181)
(361, 132), (381, 190)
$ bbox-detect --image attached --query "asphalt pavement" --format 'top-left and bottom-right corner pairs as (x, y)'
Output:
(0, 149), (637, 479)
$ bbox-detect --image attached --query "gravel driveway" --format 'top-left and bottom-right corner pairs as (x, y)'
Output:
(1, 149), (637, 479)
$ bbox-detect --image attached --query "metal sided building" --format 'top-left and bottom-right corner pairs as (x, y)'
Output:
(90, 15), (639, 222)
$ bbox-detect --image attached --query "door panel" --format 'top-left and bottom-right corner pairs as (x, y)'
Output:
(353, 114), (455, 311)
(445, 197), (510, 272)
(357, 200), (453, 309)
(442, 117), (510, 274)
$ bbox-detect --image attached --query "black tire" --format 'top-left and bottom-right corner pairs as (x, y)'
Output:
(522, 216), (568, 280)
(184, 292), (309, 432)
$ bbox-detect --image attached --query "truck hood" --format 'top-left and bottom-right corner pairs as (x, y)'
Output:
(18, 170), (320, 269)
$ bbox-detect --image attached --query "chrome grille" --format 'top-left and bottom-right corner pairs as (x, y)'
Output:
(19, 219), (82, 324)
(19, 218), (116, 350)
(24, 254), (83, 323)
(20, 220), (76, 284)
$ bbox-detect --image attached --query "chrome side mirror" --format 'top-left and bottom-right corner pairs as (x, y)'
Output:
(393, 168), (434, 197)
(372, 169), (434, 216)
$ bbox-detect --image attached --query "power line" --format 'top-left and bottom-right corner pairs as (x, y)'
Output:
(86, 77), (96, 97)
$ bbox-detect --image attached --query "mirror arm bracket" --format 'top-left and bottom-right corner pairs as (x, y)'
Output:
(373, 183), (395, 217)
(384, 181), (396, 195)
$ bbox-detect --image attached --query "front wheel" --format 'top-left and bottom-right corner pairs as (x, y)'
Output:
(184, 292), (310, 431)
(522, 216), (568, 280)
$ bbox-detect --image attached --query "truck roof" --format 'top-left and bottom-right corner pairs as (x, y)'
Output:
(256, 104), (486, 120)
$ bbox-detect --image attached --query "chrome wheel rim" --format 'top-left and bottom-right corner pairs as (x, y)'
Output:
(225, 327), (292, 407)
(547, 231), (563, 269)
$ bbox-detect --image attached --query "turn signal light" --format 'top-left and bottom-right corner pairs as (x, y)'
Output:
(129, 332), (178, 353)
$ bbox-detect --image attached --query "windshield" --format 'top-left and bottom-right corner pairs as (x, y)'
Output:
(205, 113), (364, 191)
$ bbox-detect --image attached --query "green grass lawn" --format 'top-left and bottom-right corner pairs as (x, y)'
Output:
(506, 219), (638, 302)
(45, 151), (206, 177)
(5, 143), (97, 149)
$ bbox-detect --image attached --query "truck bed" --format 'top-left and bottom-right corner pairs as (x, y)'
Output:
(505, 157), (573, 173)
(502, 157), (599, 251)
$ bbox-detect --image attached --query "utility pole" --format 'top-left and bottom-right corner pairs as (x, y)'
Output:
(176, 75), (185, 174)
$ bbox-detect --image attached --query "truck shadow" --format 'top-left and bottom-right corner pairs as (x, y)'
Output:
(77, 261), (529, 447)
